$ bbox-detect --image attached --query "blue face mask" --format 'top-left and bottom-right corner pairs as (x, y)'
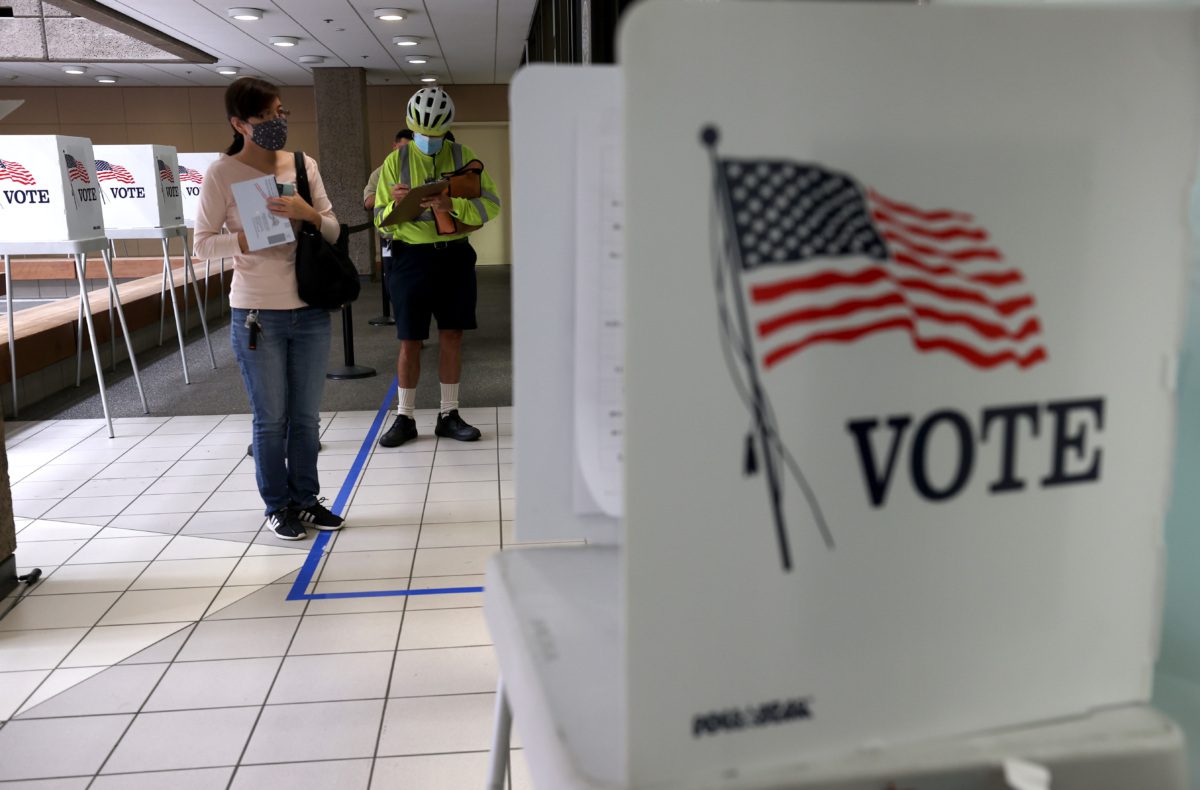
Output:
(413, 132), (444, 155)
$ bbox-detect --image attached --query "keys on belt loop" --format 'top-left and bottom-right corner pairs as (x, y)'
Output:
(245, 309), (261, 350)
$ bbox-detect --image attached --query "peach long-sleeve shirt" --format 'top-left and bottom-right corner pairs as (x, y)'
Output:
(193, 153), (340, 310)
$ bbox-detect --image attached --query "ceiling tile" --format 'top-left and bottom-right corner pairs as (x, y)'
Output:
(0, 0), (536, 86)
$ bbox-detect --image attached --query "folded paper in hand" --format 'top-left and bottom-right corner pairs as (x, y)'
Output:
(231, 174), (295, 251)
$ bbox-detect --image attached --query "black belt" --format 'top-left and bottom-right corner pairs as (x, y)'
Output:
(395, 237), (469, 250)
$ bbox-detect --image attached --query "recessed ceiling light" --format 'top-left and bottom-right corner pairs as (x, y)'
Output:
(392, 36), (420, 47)
(216, 66), (240, 75)
(405, 54), (429, 65)
(227, 7), (263, 21)
(95, 75), (118, 84)
(373, 8), (408, 21)
(298, 55), (326, 64)
(61, 65), (88, 75)
(270, 36), (299, 47)
(419, 74), (437, 83)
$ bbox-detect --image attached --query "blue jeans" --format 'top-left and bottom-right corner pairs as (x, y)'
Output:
(231, 307), (331, 515)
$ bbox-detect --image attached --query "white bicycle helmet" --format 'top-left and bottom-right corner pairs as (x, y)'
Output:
(406, 86), (455, 136)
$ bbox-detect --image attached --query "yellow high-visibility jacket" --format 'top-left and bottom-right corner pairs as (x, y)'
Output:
(372, 141), (502, 244)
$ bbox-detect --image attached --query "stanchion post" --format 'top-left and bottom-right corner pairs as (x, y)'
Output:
(369, 239), (395, 327)
(327, 301), (377, 380)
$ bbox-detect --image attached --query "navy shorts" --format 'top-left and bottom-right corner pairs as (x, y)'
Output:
(385, 238), (478, 341)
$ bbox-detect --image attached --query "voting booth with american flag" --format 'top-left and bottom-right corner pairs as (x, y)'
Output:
(0, 135), (150, 433)
(91, 144), (184, 230)
(487, 2), (1200, 789)
(0, 136), (104, 243)
(176, 152), (220, 229)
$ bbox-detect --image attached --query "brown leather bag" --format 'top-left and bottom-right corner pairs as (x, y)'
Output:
(434, 159), (485, 236)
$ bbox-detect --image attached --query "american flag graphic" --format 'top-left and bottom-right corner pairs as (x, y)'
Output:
(178, 165), (204, 184)
(720, 159), (1048, 371)
(64, 153), (90, 184)
(95, 159), (135, 184)
(0, 159), (36, 186)
(156, 158), (175, 184)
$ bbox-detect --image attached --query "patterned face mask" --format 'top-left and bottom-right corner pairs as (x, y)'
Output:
(249, 117), (289, 151)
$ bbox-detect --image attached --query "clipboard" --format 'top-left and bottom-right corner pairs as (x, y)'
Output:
(379, 179), (448, 226)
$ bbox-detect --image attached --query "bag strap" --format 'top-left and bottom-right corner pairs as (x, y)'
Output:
(294, 151), (312, 207)
(293, 151), (321, 234)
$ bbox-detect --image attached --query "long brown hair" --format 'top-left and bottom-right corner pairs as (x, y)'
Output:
(224, 77), (280, 155)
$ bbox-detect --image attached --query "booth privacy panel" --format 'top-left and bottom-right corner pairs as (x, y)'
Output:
(92, 144), (184, 230)
(620, 3), (1199, 785)
(0, 136), (104, 242)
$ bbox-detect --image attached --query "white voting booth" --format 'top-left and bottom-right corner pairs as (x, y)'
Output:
(177, 152), (226, 314)
(176, 152), (219, 228)
(0, 135), (147, 435)
(490, 4), (1200, 789)
(0, 136), (104, 243)
(92, 144), (215, 384)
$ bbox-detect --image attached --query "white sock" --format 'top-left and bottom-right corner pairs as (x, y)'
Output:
(440, 382), (459, 415)
(397, 387), (416, 418)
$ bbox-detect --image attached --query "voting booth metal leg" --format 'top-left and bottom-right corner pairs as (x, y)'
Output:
(107, 283), (116, 373)
(100, 248), (149, 414)
(182, 251), (189, 335)
(203, 257), (211, 314)
(182, 245), (216, 369)
(158, 262), (168, 346)
(162, 240), (191, 385)
(219, 256), (227, 315)
(485, 677), (512, 790)
(75, 295), (84, 388)
(74, 253), (114, 438)
(4, 255), (15, 418)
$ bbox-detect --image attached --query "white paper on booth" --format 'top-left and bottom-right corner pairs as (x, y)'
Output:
(573, 109), (626, 518)
(230, 175), (294, 251)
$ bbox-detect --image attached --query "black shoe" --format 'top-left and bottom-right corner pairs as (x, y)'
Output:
(379, 414), (418, 447)
(435, 409), (481, 442)
(295, 498), (344, 531)
(266, 508), (306, 541)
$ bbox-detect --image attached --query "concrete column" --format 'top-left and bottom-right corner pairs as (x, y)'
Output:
(0, 417), (17, 599)
(312, 68), (374, 275)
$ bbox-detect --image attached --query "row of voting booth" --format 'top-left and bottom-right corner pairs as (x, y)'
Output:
(493, 3), (1200, 789)
(0, 137), (223, 436)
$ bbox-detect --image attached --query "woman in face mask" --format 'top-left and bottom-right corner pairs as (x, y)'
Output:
(193, 77), (346, 542)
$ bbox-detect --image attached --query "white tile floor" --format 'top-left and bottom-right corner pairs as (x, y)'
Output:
(0, 407), (545, 789)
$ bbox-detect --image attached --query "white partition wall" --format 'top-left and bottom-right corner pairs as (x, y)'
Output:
(92, 144), (184, 229)
(177, 152), (220, 229)
(0, 136), (104, 242)
(617, 3), (1200, 786)
(511, 66), (623, 545)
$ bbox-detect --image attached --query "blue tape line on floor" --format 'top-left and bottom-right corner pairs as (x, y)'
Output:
(303, 586), (484, 599)
(286, 377), (487, 601)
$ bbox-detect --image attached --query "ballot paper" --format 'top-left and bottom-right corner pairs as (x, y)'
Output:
(573, 110), (626, 518)
(231, 174), (295, 251)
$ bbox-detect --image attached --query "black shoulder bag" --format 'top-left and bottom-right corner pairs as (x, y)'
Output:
(293, 151), (360, 309)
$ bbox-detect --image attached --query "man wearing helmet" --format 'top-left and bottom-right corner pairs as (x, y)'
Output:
(372, 86), (503, 447)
